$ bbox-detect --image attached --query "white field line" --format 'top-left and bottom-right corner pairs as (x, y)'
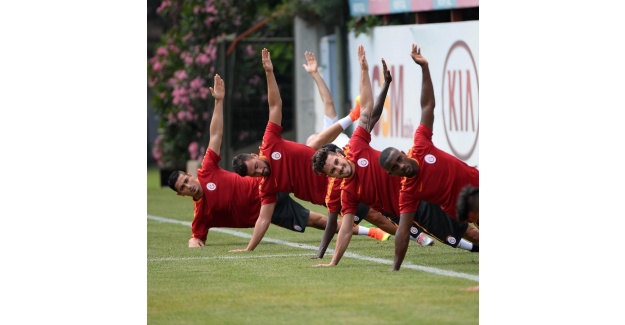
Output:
(148, 254), (312, 262)
(148, 215), (479, 282)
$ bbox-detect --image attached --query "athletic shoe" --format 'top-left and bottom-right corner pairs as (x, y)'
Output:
(348, 96), (361, 121)
(368, 228), (391, 241)
(416, 233), (435, 246)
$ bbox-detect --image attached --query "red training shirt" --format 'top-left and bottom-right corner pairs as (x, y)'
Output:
(192, 149), (262, 241)
(399, 124), (479, 219)
(258, 122), (329, 206)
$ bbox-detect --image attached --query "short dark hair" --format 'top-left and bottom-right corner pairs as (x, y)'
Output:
(378, 147), (396, 169)
(321, 143), (344, 155)
(456, 185), (479, 222)
(167, 170), (185, 192)
(311, 147), (337, 175)
(232, 153), (253, 177)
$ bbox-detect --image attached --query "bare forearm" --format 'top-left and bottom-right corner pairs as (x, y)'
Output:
(329, 214), (354, 265)
(246, 204), (275, 251)
(309, 71), (336, 118)
(393, 212), (415, 271)
(421, 64), (434, 112)
(208, 98), (224, 154)
(266, 70), (282, 125)
(371, 80), (391, 127)
(316, 212), (338, 258)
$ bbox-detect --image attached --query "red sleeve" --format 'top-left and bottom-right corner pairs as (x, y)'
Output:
(259, 176), (277, 205)
(201, 148), (220, 171)
(399, 179), (419, 214)
(414, 123), (433, 146)
(325, 177), (342, 213)
(259, 122), (283, 155)
(340, 187), (359, 216)
(191, 201), (209, 241)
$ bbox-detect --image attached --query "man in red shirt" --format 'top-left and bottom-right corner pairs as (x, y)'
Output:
(167, 74), (380, 248)
(230, 48), (397, 255)
(311, 45), (478, 268)
(378, 44), (480, 270)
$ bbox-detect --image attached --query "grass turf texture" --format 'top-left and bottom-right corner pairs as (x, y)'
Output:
(147, 167), (478, 324)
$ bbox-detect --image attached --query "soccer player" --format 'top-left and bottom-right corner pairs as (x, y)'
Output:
(300, 50), (434, 250)
(311, 46), (478, 268)
(378, 44), (480, 270)
(230, 48), (392, 253)
(167, 74), (383, 248)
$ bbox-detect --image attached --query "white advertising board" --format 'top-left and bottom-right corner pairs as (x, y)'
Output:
(347, 21), (479, 167)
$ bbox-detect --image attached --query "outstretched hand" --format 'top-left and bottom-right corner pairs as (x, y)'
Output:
(312, 263), (335, 267)
(302, 51), (318, 73)
(262, 48), (273, 72)
(229, 248), (249, 253)
(358, 45), (368, 71)
(209, 74), (225, 100)
(410, 44), (428, 66)
(381, 58), (392, 84)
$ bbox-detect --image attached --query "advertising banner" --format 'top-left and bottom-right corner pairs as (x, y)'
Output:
(347, 21), (479, 166)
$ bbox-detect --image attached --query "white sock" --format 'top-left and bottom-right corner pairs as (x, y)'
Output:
(455, 238), (474, 251)
(338, 115), (353, 130)
(357, 226), (369, 235)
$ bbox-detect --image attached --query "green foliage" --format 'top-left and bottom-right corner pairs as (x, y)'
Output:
(147, 0), (279, 169)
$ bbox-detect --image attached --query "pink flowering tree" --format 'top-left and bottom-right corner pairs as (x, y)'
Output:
(148, 0), (279, 169)
(148, 0), (350, 169)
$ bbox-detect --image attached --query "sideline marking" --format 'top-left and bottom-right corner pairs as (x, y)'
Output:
(148, 253), (312, 262)
(148, 215), (478, 282)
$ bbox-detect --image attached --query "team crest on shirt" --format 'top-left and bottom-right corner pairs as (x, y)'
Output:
(446, 236), (457, 245)
(424, 154), (436, 164)
(206, 182), (216, 191)
(357, 158), (369, 167)
(271, 152), (282, 160)
(410, 226), (418, 235)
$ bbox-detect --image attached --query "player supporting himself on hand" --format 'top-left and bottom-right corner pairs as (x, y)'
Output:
(167, 74), (378, 248)
(230, 48), (391, 254)
(310, 45), (477, 268)
(378, 44), (479, 270)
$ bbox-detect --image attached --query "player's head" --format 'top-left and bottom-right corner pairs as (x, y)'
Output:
(379, 147), (417, 177)
(168, 170), (202, 197)
(232, 153), (271, 177)
(456, 185), (479, 223)
(311, 147), (353, 178)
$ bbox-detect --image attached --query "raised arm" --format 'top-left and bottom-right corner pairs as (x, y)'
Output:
(207, 74), (225, 155)
(303, 51), (336, 119)
(411, 44), (435, 129)
(370, 59), (392, 128)
(356, 45), (375, 133)
(263, 48), (282, 126)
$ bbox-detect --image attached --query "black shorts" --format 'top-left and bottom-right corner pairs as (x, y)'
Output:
(271, 192), (310, 233)
(380, 210), (423, 241)
(413, 201), (468, 248)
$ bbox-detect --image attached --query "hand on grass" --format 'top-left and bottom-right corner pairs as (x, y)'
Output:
(312, 263), (335, 267)
(229, 248), (249, 253)
(188, 238), (205, 248)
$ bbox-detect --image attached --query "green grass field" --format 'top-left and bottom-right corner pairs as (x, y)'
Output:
(147, 167), (479, 324)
